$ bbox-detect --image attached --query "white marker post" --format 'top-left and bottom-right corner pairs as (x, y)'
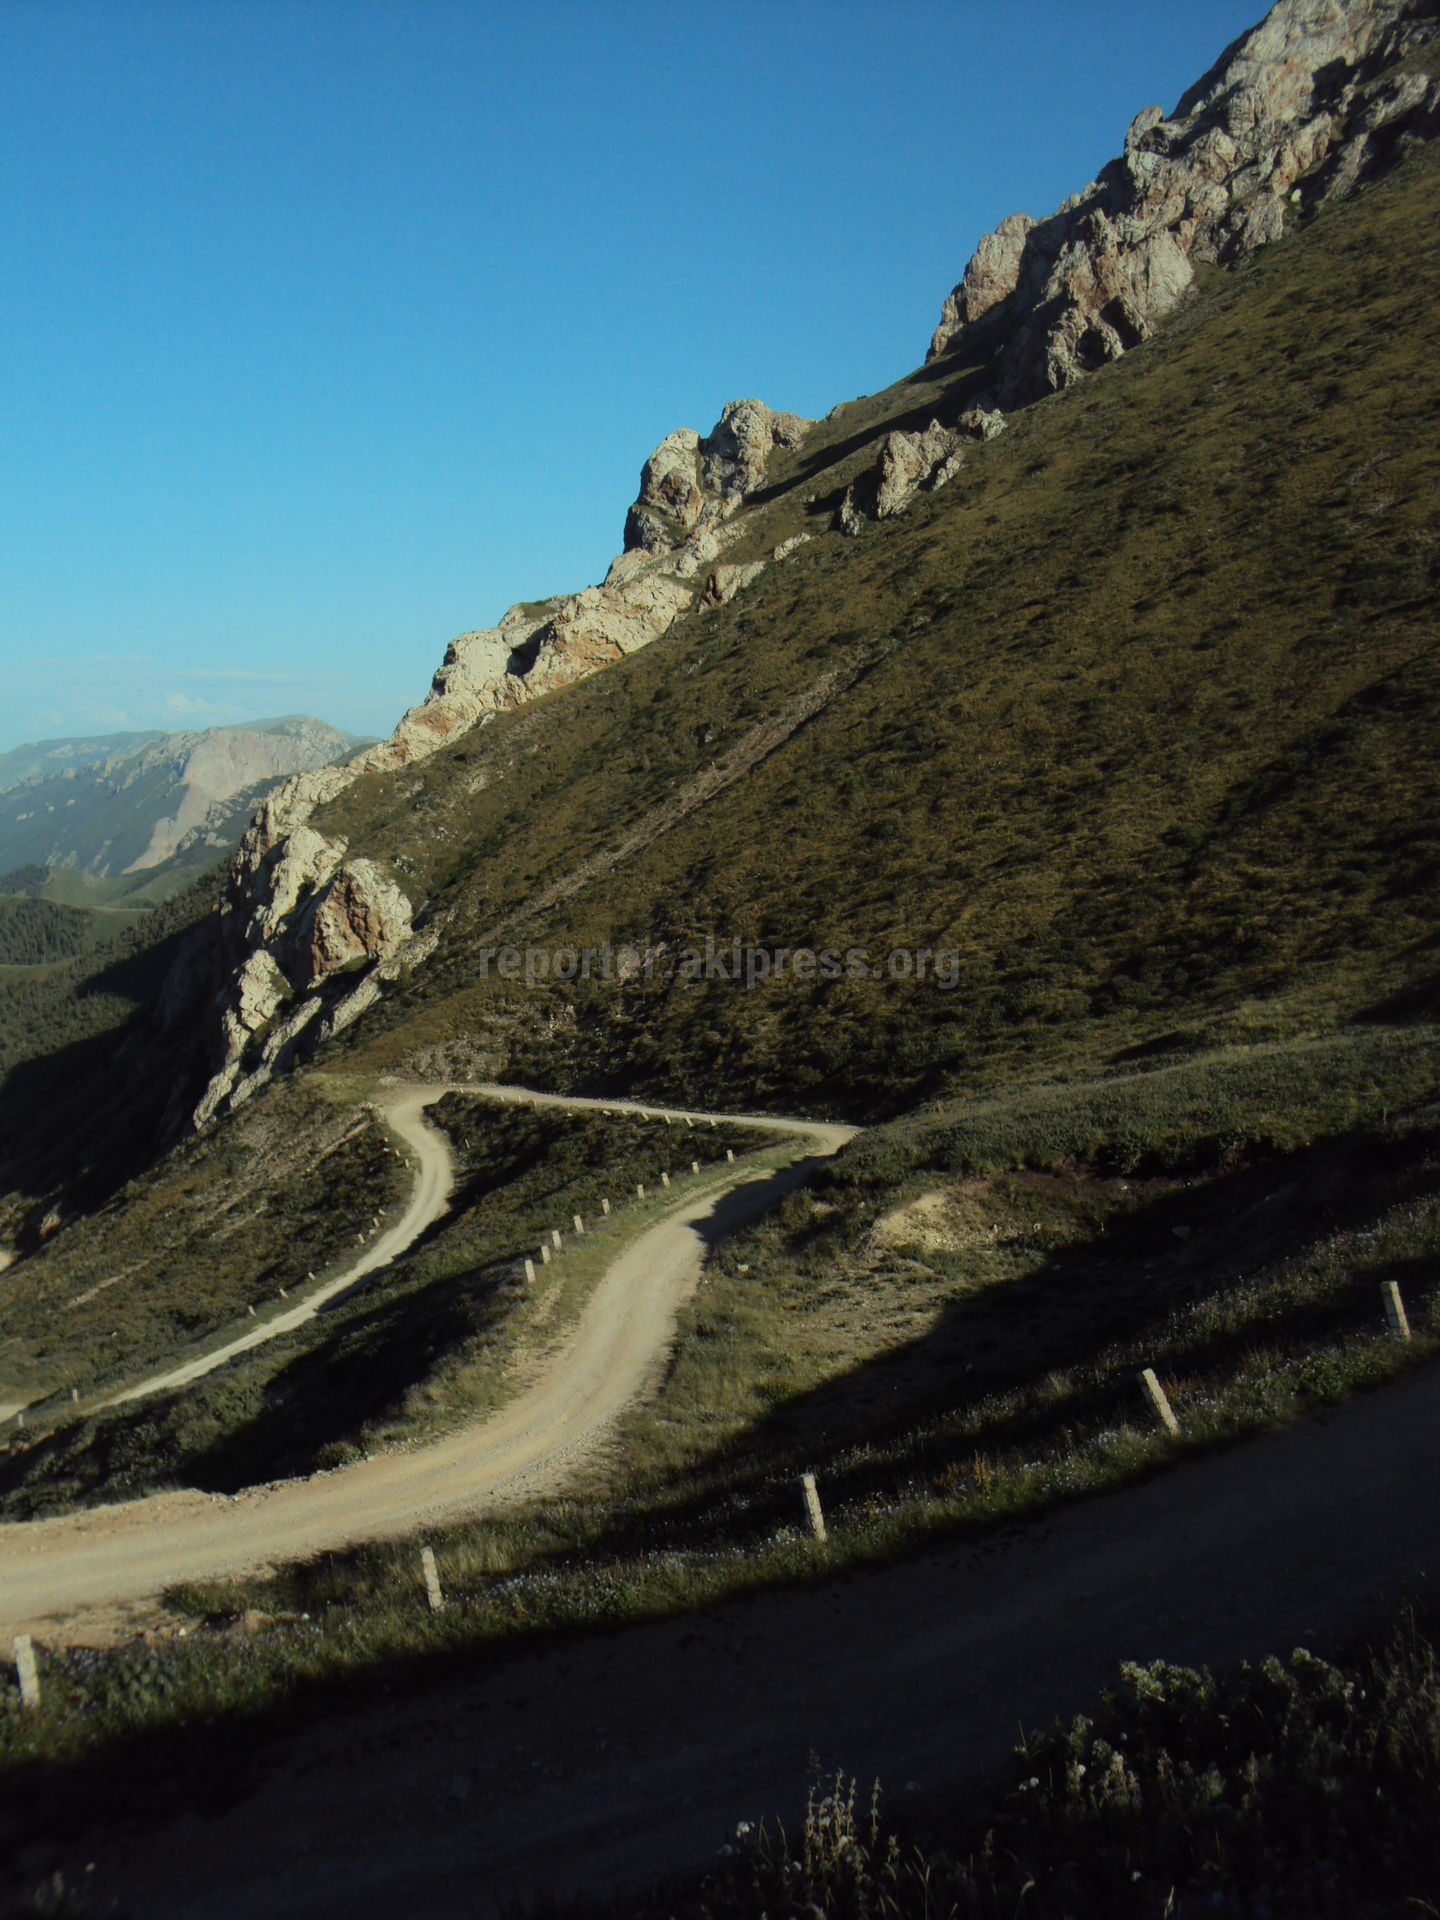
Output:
(13, 1636), (39, 1709)
(691, 1161), (700, 1175)
(420, 1546), (444, 1615)
(551, 1228), (563, 1250)
(661, 1172), (670, 1189)
(524, 1258), (536, 1285)
(573, 1214), (584, 1235)
(1382, 1280), (1412, 1340)
(726, 1148), (735, 1164)
(541, 1244), (551, 1266)
(601, 1198), (611, 1217)
(801, 1473), (827, 1544)
(1140, 1367), (1181, 1436)
(636, 1183), (645, 1200)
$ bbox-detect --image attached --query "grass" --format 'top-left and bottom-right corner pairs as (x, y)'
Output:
(289, 136), (1440, 1125)
(584, 1609), (1440, 1919)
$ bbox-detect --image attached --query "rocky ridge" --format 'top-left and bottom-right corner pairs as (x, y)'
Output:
(185, 0), (1440, 1128)
(189, 399), (813, 1126)
(926, 0), (1440, 402)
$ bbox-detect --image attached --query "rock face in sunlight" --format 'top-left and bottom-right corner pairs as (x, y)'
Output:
(188, 394), (809, 1129)
(926, 0), (1440, 399)
(838, 420), (967, 534)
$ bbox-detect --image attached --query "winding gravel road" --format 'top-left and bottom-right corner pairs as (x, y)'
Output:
(106, 1085), (458, 1407)
(0, 1085), (855, 1640)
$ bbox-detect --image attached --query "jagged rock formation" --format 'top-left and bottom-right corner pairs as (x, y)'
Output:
(189, 396), (809, 1128)
(927, 0), (1440, 403)
(836, 402), (1013, 534)
(838, 419), (968, 533)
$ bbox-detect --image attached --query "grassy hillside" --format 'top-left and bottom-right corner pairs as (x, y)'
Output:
(297, 137), (1440, 1120)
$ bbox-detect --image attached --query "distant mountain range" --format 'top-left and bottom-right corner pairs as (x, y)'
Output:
(0, 717), (368, 899)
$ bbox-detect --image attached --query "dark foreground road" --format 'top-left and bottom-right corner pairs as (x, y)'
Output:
(9, 1364), (1438, 1918)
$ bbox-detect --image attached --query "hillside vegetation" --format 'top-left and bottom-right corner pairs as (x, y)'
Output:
(305, 135), (1440, 1120)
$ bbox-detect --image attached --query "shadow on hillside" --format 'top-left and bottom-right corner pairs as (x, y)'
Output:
(0, 918), (211, 1231)
(582, 1124), (1440, 1554)
(742, 353), (1001, 513)
(181, 1257), (525, 1493)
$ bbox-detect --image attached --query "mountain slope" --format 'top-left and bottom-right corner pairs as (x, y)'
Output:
(176, 0), (1440, 1131)
(0, 717), (366, 897)
(320, 132), (1440, 1120)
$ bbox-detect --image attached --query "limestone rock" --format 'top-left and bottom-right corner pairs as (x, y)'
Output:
(927, 211), (1036, 357)
(699, 561), (766, 610)
(234, 950), (291, 1034)
(838, 419), (961, 531)
(431, 605), (553, 702)
(957, 404), (1007, 441)
(308, 861), (412, 982)
(623, 430), (703, 553)
(242, 824), (347, 945)
(699, 400), (812, 503)
(926, 0), (1439, 402)
(772, 532), (813, 560)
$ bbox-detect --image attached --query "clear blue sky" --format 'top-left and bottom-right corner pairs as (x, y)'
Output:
(0, 0), (1261, 752)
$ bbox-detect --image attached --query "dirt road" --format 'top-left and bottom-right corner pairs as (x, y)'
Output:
(11, 1363), (1438, 1918)
(106, 1083), (849, 1409)
(106, 1085), (457, 1406)
(0, 1088), (854, 1639)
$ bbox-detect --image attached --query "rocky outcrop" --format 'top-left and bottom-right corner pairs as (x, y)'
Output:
(931, 212), (1035, 343)
(838, 420), (965, 533)
(190, 391), (807, 1128)
(958, 404), (1006, 442)
(699, 560), (767, 610)
(624, 431), (704, 553)
(927, 0), (1440, 403)
(698, 400), (811, 506)
(623, 400), (811, 557)
(309, 861), (412, 981)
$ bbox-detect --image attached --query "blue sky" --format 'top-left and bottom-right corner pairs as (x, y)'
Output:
(0, 0), (1262, 752)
